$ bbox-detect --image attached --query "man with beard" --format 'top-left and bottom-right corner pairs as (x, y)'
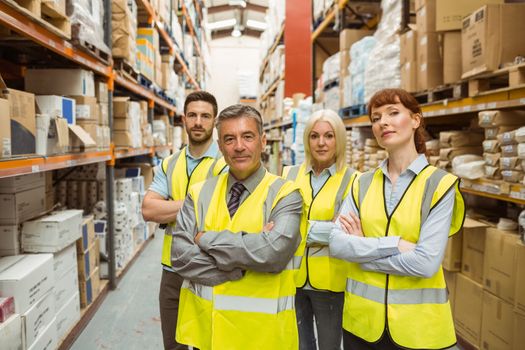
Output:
(142, 91), (227, 350)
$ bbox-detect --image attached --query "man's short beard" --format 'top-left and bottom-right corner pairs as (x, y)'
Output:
(188, 132), (212, 145)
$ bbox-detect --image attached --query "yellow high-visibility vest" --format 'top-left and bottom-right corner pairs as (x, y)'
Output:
(344, 165), (465, 349)
(160, 148), (226, 267)
(176, 170), (300, 350)
(283, 163), (357, 291)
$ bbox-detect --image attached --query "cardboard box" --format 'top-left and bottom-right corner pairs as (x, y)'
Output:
(444, 270), (457, 311)
(71, 95), (98, 122)
(55, 292), (80, 341)
(339, 29), (374, 50)
(455, 273), (484, 347)
(339, 50), (350, 77)
(36, 115), (69, 156)
(113, 118), (134, 131)
(53, 243), (77, 281)
(27, 316), (56, 350)
(35, 95), (76, 125)
(77, 238), (100, 280)
(79, 266), (100, 308)
(54, 265), (78, 313)
(481, 291), (514, 350)
(443, 31), (462, 84)
(0, 254), (54, 313)
(478, 110), (525, 128)
(417, 32), (443, 91)
(3, 82), (36, 155)
(461, 218), (488, 284)
(21, 209), (83, 253)
(0, 314), (22, 349)
(435, 0), (504, 31)
(77, 215), (96, 253)
(461, 4), (525, 78)
(95, 81), (108, 103)
(0, 225), (19, 257)
(113, 131), (134, 147)
(22, 288), (54, 347)
(483, 228), (519, 304)
(514, 312), (525, 350)
(25, 69), (95, 97)
(0, 186), (45, 225)
(0, 76), (11, 158)
(69, 124), (96, 152)
(0, 173), (45, 194)
(515, 241), (525, 315)
(443, 232), (462, 271)
(77, 123), (102, 146)
(416, 0), (436, 33)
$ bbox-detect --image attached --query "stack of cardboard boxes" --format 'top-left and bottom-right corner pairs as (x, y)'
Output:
(438, 130), (484, 171)
(113, 97), (143, 148)
(443, 217), (525, 349)
(77, 216), (101, 308)
(137, 27), (159, 84)
(112, 0), (137, 68)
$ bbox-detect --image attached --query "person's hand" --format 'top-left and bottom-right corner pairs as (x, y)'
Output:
(398, 239), (416, 253)
(194, 231), (205, 244)
(263, 221), (274, 232)
(338, 212), (363, 237)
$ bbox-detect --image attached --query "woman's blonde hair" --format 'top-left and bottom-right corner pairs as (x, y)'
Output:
(303, 109), (347, 172)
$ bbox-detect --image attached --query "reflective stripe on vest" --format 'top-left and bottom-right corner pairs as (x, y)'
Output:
(346, 278), (448, 305)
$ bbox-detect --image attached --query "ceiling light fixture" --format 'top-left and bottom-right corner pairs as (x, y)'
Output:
(246, 19), (267, 30)
(207, 18), (236, 30)
(228, 0), (247, 8)
(231, 25), (242, 37)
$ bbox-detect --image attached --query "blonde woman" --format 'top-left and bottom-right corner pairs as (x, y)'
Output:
(330, 89), (465, 349)
(283, 109), (358, 350)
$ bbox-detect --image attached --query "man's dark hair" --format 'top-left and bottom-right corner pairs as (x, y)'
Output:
(184, 91), (218, 117)
(216, 104), (263, 135)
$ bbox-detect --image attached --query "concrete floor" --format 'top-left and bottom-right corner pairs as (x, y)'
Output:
(71, 231), (164, 350)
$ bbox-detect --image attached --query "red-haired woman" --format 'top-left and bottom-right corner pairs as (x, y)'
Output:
(329, 88), (465, 349)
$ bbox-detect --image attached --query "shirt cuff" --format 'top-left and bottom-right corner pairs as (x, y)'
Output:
(197, 231), (216, 252)
(378, 236), (401, 257)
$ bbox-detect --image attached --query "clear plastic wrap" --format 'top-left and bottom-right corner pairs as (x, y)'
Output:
(111, 0), (137, 66)
(67, 0), (110, 53)
(322, 52), (340, 84)
(350, 36), (376, 105)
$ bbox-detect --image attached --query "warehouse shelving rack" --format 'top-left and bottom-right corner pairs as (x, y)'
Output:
(0, 0), (207, 346)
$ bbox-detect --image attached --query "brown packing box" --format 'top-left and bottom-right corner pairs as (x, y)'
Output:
(113, 118), (134, 131)
(478, 110), (525, 128)
(514, 312), (525, 350)
(113, 131), (134, 147)
(444, 270), (457, 311)
(483, 228), (519, 304)
(461, 218), (488, 284)
(76, 123), (102, 146)
(461, 4), (525, 78)
(435, 0), (504, 31)
(113, 97), (131, 118)
(0, 74), (36, 155)
(339, 29), (374, 50)
(416, 0), (436, 33)
(481, 291), (514, 350)
(112, 0), (135, 63)
(339, 50), (350, 77)
(417, 32), (443, 91)
(0, 74), (11, 158)
(443, 31), (462, 84)
(77, 238), (100, 280)
(443, 232), (462, 271)
(515, 241), (525, 315)
(94, 81), (108, 103)
(70, 96), (98, 122)
(400, 30), (418, 92)
(161, 62), (171, 90)
(79, 266), (100, 308)
(455, 273), (484, 347)
(69, 125), (96, 152)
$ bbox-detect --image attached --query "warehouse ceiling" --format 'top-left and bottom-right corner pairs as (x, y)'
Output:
(204, 0), (268, 39)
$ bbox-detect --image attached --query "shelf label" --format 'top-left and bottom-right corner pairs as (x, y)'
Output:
(48, 40), (56, 49)
(463, 106), (472, 112)
(31, 165), (39, 173)
(476, 103), (486, 110)
(520, 98), (525, 105)
(451, 107), (460, 114)
(487, 102), (497, 109)
(66, 160), (77, 167)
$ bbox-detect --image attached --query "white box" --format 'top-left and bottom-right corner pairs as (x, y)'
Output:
(27, 316), (56, 350)
(0, 314), (23, 350)
(35, 115), (69, 156)
(25, 69), (95, 97)
(0, 254), (54, 313)
(53, 243), (77, 280)
(0, 173), (45, 193)
(35, 95), (76, 125)
(0, 186), (45, 225)
(55, 292), (80, 341)
(21, 210), (83, 253)
(54, 266), (78, 312)
(22, 289), (54, 348)
(0, 225), (20, 257)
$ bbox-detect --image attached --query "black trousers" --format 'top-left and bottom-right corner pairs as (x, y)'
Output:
(343, 330), (402, 350)
(159, 269), (189, 350)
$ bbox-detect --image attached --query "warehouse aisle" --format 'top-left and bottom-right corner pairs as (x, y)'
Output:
(71, 231), (163, 350)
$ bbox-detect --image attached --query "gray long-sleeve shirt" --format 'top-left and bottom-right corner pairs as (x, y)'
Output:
(329, 154), (455, 278)
(171, 165), (303, 285)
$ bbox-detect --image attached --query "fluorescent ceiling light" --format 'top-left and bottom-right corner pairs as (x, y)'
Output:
(207, 18), (236, 30)
(229, 0), (246, 7)
(246, 19), (267, 30)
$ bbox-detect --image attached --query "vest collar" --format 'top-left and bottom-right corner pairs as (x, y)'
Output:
(227, 163), (266, 194)
(186, 141), (220, 160)
(305, 163), (337, 177)
(379, 153), (428, 180)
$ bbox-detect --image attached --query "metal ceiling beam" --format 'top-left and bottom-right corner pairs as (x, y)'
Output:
(207, 3), (267, 14)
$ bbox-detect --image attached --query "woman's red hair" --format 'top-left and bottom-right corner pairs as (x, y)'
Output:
(367, 88), (427, 154)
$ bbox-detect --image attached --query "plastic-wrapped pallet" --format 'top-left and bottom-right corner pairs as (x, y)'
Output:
(111, 0), (137, 67)
(67, 0), (110, 54)
(350, 36), (377, 105)
(322, 53), (340, 85)
(364, 0), (402, 103)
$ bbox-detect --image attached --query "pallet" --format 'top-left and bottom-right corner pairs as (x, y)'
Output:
(413, 82), (469, 105)
(9, 0), (70, 39)
(113, 58), (139, 82)
(323, 78), (340, 91)
(72, 34), (112, 65)
(467, 63), (525, 97)
(339, 104), (367, 119)
(138, 74), (153, 89)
